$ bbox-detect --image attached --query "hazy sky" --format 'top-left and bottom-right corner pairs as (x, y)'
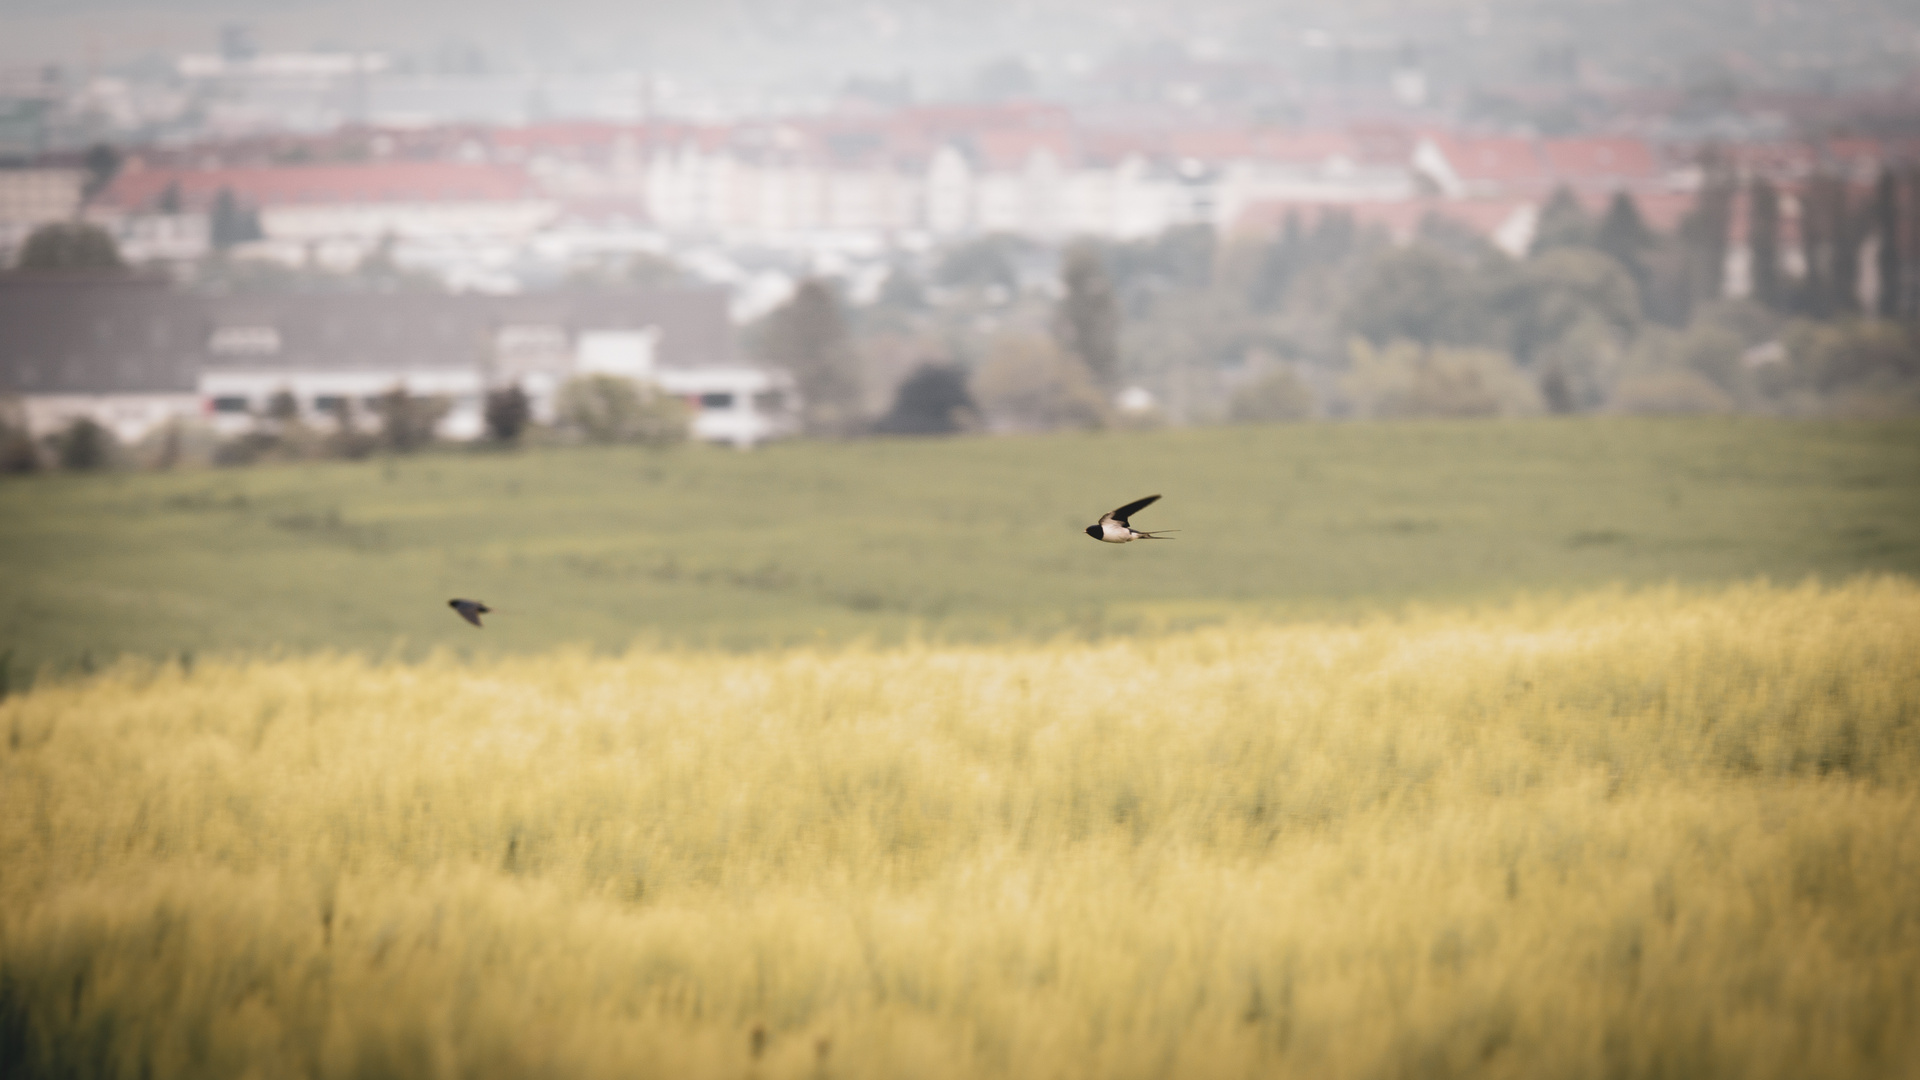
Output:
(2, 0), (1916, 95)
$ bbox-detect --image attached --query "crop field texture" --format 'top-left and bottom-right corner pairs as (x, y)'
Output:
(2, 417), (1918, 676)
(4, 578), (1918, 1079)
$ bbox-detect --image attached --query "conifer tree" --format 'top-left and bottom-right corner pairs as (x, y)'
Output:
(1530, 186), (1592, 256)
(1595, 191), (1656, 300)
(1873, 169), (1903, 319)
(1678, 177), (1736, 313)
(1054, 242), (1122, 392)
(1746, 179), (1782, 310)
(764, 279), (863, 436)
(209, 188), (264, 251)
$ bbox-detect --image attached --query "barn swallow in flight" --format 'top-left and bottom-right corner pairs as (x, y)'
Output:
(1085, 495), (1176, 543)
(448, 599), (491, 627)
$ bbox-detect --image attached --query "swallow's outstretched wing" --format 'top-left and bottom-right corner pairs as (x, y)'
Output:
(1103, 494), (1161, 527)
(448, 599), (490, 627)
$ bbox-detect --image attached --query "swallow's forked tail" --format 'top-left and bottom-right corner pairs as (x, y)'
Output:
(1135, 529), (1179, 539)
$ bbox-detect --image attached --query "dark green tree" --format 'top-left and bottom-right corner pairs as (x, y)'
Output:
(210, 187), (265, 251)
(873, 364), (978, 435)
(1595, 191), (1656, 297)
(15, 222), (123, 271)
(1677, 177), (1736, 317)
(762, 279), (863, 436)
(1833, 179), (1873, 317)
(1797, 172), (1853, 317)
(1530, 186), (1592, 256)
(1904, 169), (1920, 319)
(1103, 223), (1220, 306)
(1873, 169), (1903, 320)
(1503, 247), (1642, 361)
(1747, 179), (1782, 310)
(1055, 242), (1122, 391)
(1303, 209), (1357, 267)
(0, 418), (39, 472)
(373, 386), (448, 452)
(1150, 224), (1218, 290)
(55, 417), (114, 470)
(81, 142), (122, 203)
(265, 389), (300, 422)
(1248, 210), (1303, 311)
(484, 384), (532, 443)
(1343, 244), (1496, 349)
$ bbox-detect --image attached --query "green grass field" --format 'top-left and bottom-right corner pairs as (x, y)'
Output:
(3, 417), (1917, 676)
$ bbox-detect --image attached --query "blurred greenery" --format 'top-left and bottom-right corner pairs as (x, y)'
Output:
(845, 181), (1918, 429)
(1, 417), (1916, 675)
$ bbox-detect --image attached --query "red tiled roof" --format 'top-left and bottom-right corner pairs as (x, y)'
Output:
(1076, 128), (1160, 165)
(102, 161), (537, 210)
(1540, 138), (1660, 184)
(1422, 133), (1665, 195)
(972, 128), (1074, 170)
(491, 122), (637, 151)
(1165, 128), (1261, 160)
(1425, 134), (1549, 186)
(1247, 130), (1361, 165)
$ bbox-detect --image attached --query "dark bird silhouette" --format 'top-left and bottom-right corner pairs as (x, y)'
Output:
(1085, 495), (1176, 543)
(448, 599), (491, 627)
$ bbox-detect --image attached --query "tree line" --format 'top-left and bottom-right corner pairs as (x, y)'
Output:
(762, 163), (1920, 434)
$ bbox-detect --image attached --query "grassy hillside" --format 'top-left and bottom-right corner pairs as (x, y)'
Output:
(2, 417), (1917, 675)
(3, 579), (1916, 1079)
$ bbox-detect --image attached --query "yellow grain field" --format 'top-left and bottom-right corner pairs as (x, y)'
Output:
(3, 578), (1919, 1079)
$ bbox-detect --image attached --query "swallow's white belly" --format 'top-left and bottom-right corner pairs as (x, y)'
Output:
(1099, 522), (1135, 542)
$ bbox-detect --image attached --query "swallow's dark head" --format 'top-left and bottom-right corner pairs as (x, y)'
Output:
(1085, 525), (1102, 540)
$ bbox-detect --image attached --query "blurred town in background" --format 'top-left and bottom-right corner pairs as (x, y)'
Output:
(2, 0), (1918, 467)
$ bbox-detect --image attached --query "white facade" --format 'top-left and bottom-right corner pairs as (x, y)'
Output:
(261, 199), (561, 242)
(0, 168), (87, 256)
(575, 328), (661, 379)
(655, 366), (798, 447)
(21, 393), (202, 444)
(193, 334), (795, 447)
(626, 136), (1422, 242)
(636, 139), (1234, 241)
(0, 168), (85, 223)
(109, 213), (213, 262)
(197, 368), (487, 439)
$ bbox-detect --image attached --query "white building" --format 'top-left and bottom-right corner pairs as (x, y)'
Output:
(90, 160), (561, 269)
(196, 366), (486, 439)
(0, 280), (796, 448)
(0, 167), (86, 258)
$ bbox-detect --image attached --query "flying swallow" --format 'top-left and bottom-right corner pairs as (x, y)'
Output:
(1086, 495), (1176, 543)
(448, 599), (491, 627)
